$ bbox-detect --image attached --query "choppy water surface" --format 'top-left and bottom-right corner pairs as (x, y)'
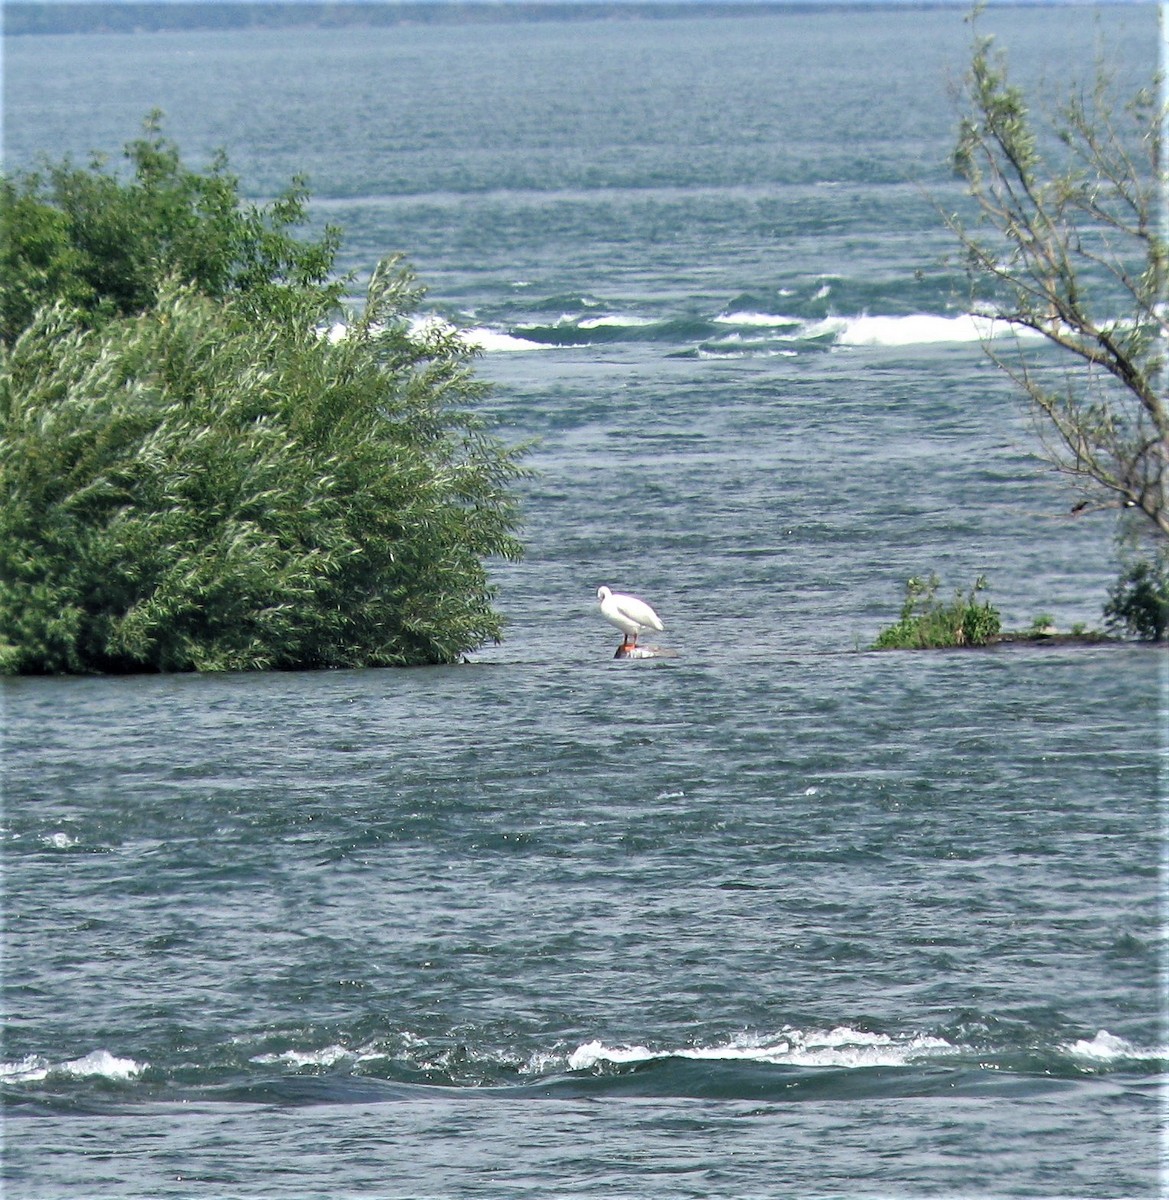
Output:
(3, 5), (1166, 1197)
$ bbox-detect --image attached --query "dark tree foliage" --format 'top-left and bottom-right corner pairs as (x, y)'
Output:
(1103, 555), (1169, 642)
(0, 123), (526, 673)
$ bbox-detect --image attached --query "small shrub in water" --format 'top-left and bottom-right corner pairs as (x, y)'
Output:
(873, 574), (1001, 649)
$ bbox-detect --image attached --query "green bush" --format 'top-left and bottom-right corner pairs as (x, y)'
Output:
(1103, 557), (1169, 641)
(0, 120), (528, 673)
(874, 574), (1001, 649)
(0, 261), (526, 672)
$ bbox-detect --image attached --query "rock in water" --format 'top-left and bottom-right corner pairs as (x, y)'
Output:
(614, 644), (678, 660)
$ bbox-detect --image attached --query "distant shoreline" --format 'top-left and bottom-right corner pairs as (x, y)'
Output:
(2, 0), (1149, 38)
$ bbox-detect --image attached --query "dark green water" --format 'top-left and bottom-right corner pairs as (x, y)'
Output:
(3, 5), (1165, 1196)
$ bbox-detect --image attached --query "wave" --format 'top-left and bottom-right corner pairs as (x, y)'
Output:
(512, 314), (720, 347)
(462, 310), (1047, 356)
(7, 1025), (1161, 1110)
(238, 1025), (964, 1082)
(1060, 1029), (1163, 1066)
(323, 305), (1050, 358)
(712, 310), (803, 329)
(578, 313), (659, 331)
(41, 831), (80, 850)
(247, 1044), (400, 1072)
(567, 1025), (959, 1073)
(829, 312), (1044, 347)
(1, 1049), (147, 1085)
(460, 327), (549, 353)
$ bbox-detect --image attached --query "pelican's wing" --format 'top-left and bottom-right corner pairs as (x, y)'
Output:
(613, 595), (664, 631)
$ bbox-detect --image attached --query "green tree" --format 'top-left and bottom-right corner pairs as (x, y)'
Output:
(949, 24), (1167, 550)
(0, 261), (526, 673)
(0, 121), (526, 672)
(1, 112), (343, 344)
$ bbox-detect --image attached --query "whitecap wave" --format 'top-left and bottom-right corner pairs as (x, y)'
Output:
(323, 314), (547, 354)
(250, 1043), (389, 1069)
(821, 312), (1046, 348)
(1061, 1030), (1167, 1064)
(2, 1049), (147, 1083)
(694, 346), (799, 360)
(836, 313), (994, 346)
(713, 310), (801, 328)
(60, 1050), (146, 1080)
(1, 1055), (50, 1084)
(789, 316), (848, 342)
(42, 831), (79, 850)
(459, 327), (549, 353)
(326, 308), (1050, 356)
(568, 1026), (959, 1073)
(520, 1048), (564, 1076)
(577, 313), (657, 330)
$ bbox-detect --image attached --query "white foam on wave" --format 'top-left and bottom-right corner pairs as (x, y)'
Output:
(520, 1048), (564, 1076)
(42, 831), (79, 850)
(326, 307), (1049, 355)
(250, 1043), (389, 1069)
(787, 316), (849, 343)
(568, 1026), (959, 1073)
(61, 1050), (146, 1080)
(414, 312), (550, 352)
(820, 312), (1047, 348)
(713, 310), (802, 328)
(837, 313), (993, 346)
(695, 345), (799, 360)
(460, 327), (549, 353)
(1, 1055), (49, 1083)
(323, 315), (548, 354)
(578, 313), (657, 330)
(1061, 1030), (1166, 1063)
(2, 1050), (146, 1084)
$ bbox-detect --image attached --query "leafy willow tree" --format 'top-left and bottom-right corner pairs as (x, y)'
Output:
(0, 121), (526, 672)
(948, 23), (1168, 599)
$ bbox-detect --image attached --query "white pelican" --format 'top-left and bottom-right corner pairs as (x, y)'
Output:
(596, 586), (664, 650)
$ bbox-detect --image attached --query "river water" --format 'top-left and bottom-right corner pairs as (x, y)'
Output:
(2, 5), (1165, 1197)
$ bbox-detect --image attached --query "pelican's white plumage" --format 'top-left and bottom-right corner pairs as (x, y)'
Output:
(596, 586), (664, 646)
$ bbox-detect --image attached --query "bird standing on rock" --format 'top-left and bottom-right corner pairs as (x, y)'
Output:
(596, 586), (664, 652)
